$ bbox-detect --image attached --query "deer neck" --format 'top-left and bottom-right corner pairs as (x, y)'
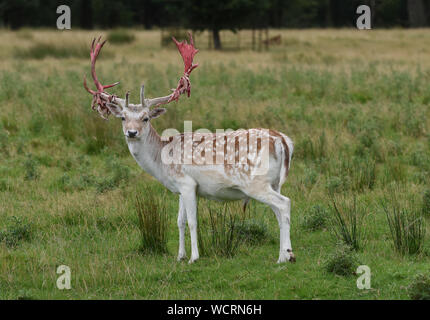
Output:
(126, 123), (166, 181)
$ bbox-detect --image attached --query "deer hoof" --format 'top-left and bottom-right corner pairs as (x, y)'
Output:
(277, 250), (296, 264)
(188, 256), (199, 264)
(289, 253), (296, 263)
(177, 254), (187, 262)
(287, 249), (296, 263)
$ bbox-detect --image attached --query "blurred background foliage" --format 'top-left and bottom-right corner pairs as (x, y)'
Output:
(0, 1), (427, 49)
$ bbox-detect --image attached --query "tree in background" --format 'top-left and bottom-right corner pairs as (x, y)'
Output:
(407, 0), (428, 27)
(0, 0), (49, 29)
(373, 0), (408, 27)
(79, 0), (93, 29)
(184, 0), (269, 50)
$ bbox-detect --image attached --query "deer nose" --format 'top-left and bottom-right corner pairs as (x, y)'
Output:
(127, 130), (138, 138)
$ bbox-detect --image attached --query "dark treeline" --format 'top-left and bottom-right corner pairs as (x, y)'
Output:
(3, 0), (429, 29)
(0, 0), (429, 48)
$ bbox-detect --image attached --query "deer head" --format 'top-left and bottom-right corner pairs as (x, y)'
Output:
(83, 33), (199, 139)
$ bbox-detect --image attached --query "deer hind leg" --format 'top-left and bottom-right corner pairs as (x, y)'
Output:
(246, 187), (295, 263)
(177, 196), (187, 261)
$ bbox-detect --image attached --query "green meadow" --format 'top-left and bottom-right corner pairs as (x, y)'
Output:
(0, 28), (429, 299)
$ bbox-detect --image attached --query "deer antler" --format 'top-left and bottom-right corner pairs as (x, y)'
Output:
(84, 33), (199, 117)
(169, 32), (199, 102)
(83, 36), (120, 119)
(145, 32), (199, 107)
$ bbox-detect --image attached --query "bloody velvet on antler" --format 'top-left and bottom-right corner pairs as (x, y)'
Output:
(168, 32), (199, 103)
(83, 36), (120, 119)
(84, 33), (198, 118)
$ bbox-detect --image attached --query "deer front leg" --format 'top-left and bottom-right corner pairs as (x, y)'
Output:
(181, 187), (199, 264)
(177, 196), (187, 261)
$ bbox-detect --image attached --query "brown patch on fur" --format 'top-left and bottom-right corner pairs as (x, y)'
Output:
(161, 128), (291, 177)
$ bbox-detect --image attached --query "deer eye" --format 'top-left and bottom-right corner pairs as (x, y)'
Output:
(143, 117), (149, 122)
(121, 116), (125, 121)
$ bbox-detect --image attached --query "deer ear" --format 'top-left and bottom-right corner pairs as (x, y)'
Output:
(106, 102), (123, 117)
(149, 108), (167, 119)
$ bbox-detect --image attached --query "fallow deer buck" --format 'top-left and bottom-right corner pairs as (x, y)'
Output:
(83, 34), (295, 264)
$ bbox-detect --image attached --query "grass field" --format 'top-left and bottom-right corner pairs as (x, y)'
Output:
(0, 28), (430, 299)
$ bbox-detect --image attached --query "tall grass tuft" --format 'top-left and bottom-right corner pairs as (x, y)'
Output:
(326, 175), (349, 195)
(381, 193), (426, 256)
(96, 156), (130, 193)
(0, 129), (9, 157)
(382, 159), (407, 185)
(329, 195), (366, 251)
(235, 220), (270, 245)
(0, 216), (32, 248)
(0, 178), (10, 192)
(107, 29), (136, 44)
(135, 187), (169, 254)
(324, 243), (359, 276)
(24, 154), (39, 181)
(82, 117), (122, 155)
(348, 156), (376, 192)
(198, 201), (243, 258)
(301, 204), (328, 231)
(408, 273), (430, 300)
(14, 43), (90, 59)
(422, 189), (430, 217)
(50, 109), (76, 143)
(235, 201), (271, 245)
(296, 131), (327, 161)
